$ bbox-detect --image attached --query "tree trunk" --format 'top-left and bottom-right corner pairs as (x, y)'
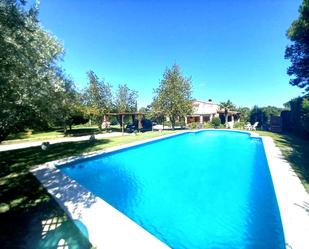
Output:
(0, 130), (10, 143)
(63, 123), (67, 134)
(171, 116), (175, 130)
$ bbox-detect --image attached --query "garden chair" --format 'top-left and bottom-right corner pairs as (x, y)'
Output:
(244, 122), (252, 130)
(251, 122), (259, 131)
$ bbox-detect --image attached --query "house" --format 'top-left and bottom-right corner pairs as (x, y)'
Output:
(185, 100), (240, 125)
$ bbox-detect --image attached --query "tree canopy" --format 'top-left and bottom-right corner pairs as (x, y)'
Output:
(0, 0), (66, 141)
(285, 0), (309, 91)
(84, 71), (113, 128)
(152, 64), (193, 129)
(219, 100), (236, 126)
(115, 84), (138, 113)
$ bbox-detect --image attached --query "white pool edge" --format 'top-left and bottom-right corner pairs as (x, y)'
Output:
(31, 129), (309, 249)
(31, 131), (188, 249)
(261, 136), (309, 249)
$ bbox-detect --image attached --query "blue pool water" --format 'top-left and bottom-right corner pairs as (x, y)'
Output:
(59, 131), (285, 248)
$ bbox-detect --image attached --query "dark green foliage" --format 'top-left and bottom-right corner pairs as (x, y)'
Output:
(284, 97), (304, 134)
(237, 107), (251, 122)
(211, 117), (221, 128)
(250, 105), (282, 129)
(285, 0), (309, 91)
(302, 98), (309, 133)
(0, 0), (69, 141)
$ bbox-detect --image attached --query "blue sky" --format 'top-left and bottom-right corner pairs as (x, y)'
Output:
(39, 0), (303, 108)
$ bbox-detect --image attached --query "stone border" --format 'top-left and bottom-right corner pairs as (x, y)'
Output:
(261, 136), (309, 249)
(31, 131), (188, 249)
(31, 130), (309, 249)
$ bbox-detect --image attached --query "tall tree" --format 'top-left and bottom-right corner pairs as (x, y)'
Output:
(285, 0), (309, 91)
(115, 84), (138, 113)
(250, 105), (282, 129)
(0, 0), (64, 142)
(237, 107), (251, 122)
(84, 71), (113, 128)
(152, 64), (193, 129)
(219, 100), (236, 127)
(47, 75), (83, 132)
(302, 97), (309, 134)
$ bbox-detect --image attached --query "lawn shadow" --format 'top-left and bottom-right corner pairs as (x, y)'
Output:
(64, 128), (100, 137)
(274, 133), (309, 192)
(0, 139), (112, 248)
(32, 162), (97, 218)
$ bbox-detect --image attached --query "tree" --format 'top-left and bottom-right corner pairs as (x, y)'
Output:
(0, 0), (65, 142)
(237, 107), (251, 122)
(47, 75), (84, 132)
(152, 64), (193, 129)
(285, 0), (309, 91)
(139, 106), (152, 120)
(219, 100), (236, 127)
(250, 105), (282, 129)
(114, 84), (138, 125)
(115, 84), (138, 113)
(84, 71), (113, 129)
(301, 97), (309, 134)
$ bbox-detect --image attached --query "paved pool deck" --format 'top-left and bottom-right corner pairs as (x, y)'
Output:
(31, 130), (309, 249)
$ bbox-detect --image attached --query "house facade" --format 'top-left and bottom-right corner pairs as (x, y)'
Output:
(185, 100), (239, 125)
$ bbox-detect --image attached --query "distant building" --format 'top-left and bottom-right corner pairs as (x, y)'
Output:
(185, 100), (240, 125)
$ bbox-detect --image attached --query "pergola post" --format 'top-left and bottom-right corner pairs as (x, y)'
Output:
(121, 114), (124, 135)
(199, 115), (203, 124)
(138, 113), (142, 131)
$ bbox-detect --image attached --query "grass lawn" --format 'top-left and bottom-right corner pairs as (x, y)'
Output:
(257, 131), (309, 193)
(0, 130), (177, 248)
(3, 125), (123, 144)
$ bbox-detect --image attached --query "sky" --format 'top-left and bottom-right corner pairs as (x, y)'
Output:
(38, 0), (304, 108)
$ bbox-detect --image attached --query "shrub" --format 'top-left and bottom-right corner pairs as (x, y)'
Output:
(204, 122), (212, 128)
(234, 121), (245, 129)
(188, 122), (199, 129)
(211, 117), (221, 128)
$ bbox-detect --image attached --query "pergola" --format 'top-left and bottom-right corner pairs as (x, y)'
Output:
(103, 112), (145, 134)
(217, 109), (240, 123)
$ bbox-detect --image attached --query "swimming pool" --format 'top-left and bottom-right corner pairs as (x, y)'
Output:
(59, 130), (285, 248)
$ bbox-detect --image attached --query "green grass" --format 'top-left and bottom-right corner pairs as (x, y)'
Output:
(3, 125), (123, 144)
(0, 130), (177, 248)
(257, 131), (309, 193)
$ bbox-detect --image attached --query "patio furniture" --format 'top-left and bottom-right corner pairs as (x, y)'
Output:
(244, 122), (252, 130)
(251, 122), (259, 131)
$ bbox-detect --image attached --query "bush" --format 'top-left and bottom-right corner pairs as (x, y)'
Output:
(163, 121), (185, 128)
(211, 117), (221, 128)
(233, 121), (245, 129)
(204, 122), (212, 128)
(188, 122), (199, 129)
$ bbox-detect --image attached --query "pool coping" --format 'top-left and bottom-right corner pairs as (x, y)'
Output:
(261, 135), (309, 249)
(31, 129), (309, 249)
